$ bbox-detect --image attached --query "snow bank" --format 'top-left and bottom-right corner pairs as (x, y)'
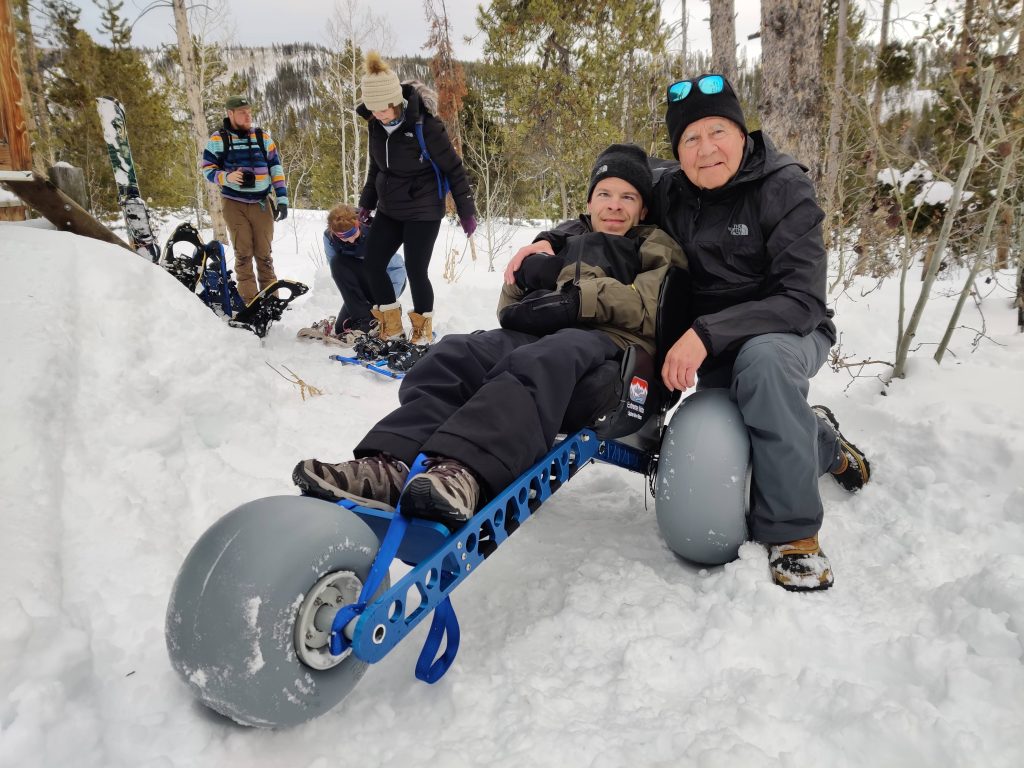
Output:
(0, 214), (1022, 767)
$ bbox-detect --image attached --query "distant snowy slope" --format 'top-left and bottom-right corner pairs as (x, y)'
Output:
(0, 218), (1022, 768)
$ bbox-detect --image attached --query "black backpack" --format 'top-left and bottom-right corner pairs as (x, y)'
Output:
(218, 127), (271, 169)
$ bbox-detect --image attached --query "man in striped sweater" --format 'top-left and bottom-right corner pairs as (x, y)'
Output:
(201, 95), (289, 304)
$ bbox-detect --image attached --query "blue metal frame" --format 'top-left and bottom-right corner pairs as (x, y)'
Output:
(336, 429), (656, 670)
(329, 354), (405, 380)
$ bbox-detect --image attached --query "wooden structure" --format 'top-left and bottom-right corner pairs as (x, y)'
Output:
(0, 170), (131, 249)
(0, 0), (30, 220)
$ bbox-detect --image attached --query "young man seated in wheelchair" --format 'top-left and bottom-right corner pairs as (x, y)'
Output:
(293, 144), (687, 527)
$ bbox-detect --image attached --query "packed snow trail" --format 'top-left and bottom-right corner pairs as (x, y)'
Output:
(1, 218), (1022, 768)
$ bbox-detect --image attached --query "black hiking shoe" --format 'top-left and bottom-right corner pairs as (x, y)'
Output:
(812, 405), (871, 492)
(387, 340), (429, 372)
(292, 454), (409, 512)
(354, 335), (406, 361)
(768, 534), (835, 592)
(399, 457), (481, 528)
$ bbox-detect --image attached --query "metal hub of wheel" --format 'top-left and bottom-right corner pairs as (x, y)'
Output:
(294, 570), (363, 670)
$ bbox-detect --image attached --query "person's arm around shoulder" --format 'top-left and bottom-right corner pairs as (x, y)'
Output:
(503, 218), (590, 284)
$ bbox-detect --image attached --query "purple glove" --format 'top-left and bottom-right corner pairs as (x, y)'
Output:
(460, 215), (477, 236)
(358, 207), (373, 226)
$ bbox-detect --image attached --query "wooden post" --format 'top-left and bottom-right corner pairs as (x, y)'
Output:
(48, 163), (88, 210)
(0, 0), (31, 220)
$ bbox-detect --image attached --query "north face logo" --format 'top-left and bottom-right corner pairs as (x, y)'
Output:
(728, 224), (749, 236)
(404, 132), (414, 138)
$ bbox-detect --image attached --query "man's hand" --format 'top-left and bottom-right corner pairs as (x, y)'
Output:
(504, 240), (555, 285)
(274, 203), (288, 221)
(226, 170), (244, 184)
(662, 329), (708, 392)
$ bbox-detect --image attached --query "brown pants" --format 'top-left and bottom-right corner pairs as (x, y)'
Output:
(223, 197), (277, 303)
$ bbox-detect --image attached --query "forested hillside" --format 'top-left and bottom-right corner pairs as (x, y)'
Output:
(10, 0), (1023, 316)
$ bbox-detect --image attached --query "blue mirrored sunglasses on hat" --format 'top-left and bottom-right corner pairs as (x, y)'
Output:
(667, 74), (726, 103)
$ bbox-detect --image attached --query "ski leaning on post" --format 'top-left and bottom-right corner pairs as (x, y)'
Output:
(162, 222), (309, 339)
(96, 97), (161, 262)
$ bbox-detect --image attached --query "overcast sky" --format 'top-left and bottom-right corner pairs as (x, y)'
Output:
(73, 0), (946, 63)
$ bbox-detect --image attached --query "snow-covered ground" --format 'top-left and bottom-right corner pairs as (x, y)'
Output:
(1, 210), (1022, 768)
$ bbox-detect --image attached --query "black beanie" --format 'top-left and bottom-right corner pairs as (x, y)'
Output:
(587, 143), (653, 211)
(665, 75), (747, 159)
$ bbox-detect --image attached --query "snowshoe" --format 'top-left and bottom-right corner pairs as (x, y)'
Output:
(229, 279), (310, 338)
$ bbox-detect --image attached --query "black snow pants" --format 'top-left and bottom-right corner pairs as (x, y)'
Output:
(355, 327), (622, 497)
(329, 252), (373, 331)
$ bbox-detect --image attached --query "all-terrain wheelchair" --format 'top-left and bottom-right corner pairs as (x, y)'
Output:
(165, 268), (752, 727)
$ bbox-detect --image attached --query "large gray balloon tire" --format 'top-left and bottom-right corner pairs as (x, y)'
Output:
(655, 388), (751, 565)
(165, 495), (388, 728)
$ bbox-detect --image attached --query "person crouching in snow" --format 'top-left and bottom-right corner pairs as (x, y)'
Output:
(292, 144), (687, 527)
(297, 204), (407, 347)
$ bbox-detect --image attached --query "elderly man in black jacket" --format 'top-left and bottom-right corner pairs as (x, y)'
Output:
(655, 74), (869, 590)
(505, 76), (871, 592)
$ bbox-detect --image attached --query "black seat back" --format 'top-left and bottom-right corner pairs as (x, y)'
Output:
(561, 266), (691, 440)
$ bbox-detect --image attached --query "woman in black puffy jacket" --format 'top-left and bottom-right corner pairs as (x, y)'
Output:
(355, 51), (477, 346)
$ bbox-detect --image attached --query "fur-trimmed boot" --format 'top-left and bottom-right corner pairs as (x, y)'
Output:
(408, 311), (434, 345)
(370, 302), (405, 341)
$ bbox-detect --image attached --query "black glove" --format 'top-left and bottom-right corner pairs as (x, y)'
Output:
(499, 284), (581, 337)
(357, 207), (373, 226)
(274, 203), (288, 221)
(516, 253), (564, 292)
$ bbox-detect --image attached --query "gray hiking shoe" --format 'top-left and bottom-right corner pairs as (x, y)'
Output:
(399, 457), (481, 527)
(292, 454), (409, 512)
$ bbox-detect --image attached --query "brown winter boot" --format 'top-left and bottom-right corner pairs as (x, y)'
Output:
(768, 533), (834, 592)
(370, 302), (405, 340)
(408, 311), (434, 345)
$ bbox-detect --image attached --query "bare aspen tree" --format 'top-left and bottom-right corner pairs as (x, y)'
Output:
(852, 0), (891, 275)
(325, 0), (391, 203)
(171, 0), (227, 240)
(462, 101), (517, 271)
(822, 0), (848, 240)
(709, 0), (737, 83)
(759, 0), (824, 182)
(892, 66), (996, 378)
(934, 136), (1018, 364)
(424, 0), (475, 262)
(679, 0), (689, 69)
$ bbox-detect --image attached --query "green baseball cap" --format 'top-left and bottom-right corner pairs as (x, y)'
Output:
(225, 95), (251, 110)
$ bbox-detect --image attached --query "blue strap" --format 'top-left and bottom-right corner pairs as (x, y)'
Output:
(415, 596), (460, 683)
(215, 242), (233, 316)
(414, 121), (449, 200)
(329, 507), (410, 654)
(330, 453), (462, 685)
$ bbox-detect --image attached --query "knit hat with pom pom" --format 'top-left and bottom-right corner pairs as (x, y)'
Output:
(360, 51), (404, 112)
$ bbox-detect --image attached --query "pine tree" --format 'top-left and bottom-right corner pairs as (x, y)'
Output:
(477, 0), (665, 220)
(43, 0), (106, 208)
(93, 0), (189, 208)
